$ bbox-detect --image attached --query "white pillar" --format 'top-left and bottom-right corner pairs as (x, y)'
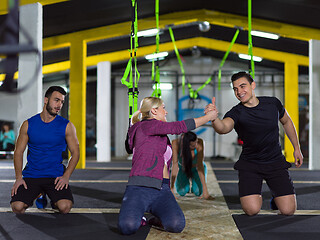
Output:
(309, 40), (320, 170)
(97, 61), (111, 162)
(17, 3), (43, 167)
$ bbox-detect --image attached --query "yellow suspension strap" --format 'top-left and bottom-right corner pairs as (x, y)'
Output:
(121, 0), (140, 122)
(151, 0), (161, 98)
(248, 0), (255, 78)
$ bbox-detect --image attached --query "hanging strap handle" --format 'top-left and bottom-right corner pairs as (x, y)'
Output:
(217, 28), (240, 90)
(248, 0), (255, 78)
(151, 0), (162, 98)
(121, 0), (140, 120)
(169, 27), (187, 95)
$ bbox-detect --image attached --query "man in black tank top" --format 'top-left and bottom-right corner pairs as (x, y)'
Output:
(205, 71), (303, 216)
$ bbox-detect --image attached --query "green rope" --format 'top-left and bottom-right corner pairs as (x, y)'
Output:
(194, 28), (239, 94)
(8, 0), (15, 9)
(217, 29), (239, 90)
(151, 0), (161, 98)
(133, 1), (140, 112)
(121, 0), (140, 119)
(248, 0), (255, 78)
(168, 27), (186, 95)
(169, 26), (238, 98)
(155, 0), (159, 53)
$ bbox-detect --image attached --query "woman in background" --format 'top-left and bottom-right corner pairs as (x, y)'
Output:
(0, 123), (15, 151)
(171, 131), (214, 200)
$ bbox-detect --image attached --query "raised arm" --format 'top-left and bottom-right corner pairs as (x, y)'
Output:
(194, 97), (219, 128)
(280, 110), (303, 168)
(205, 97), (234, 134)
(211, 117), (235, 134)
(194, 110), (218, 128)
(196, 139), (214, 200)
(11, 121), (29, 196)
(55, 122), (80, 190)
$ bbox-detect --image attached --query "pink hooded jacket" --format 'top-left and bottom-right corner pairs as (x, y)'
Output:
(126, 118), (196, 189)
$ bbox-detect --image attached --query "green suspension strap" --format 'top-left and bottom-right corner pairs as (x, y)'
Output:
(168, 27), (187, 96)
(151, 0), (161, 98)
(169, 27), (197, 99)
(169, 26), (238, 97)
(133, 0), (140, 113)
(217, 29), (240, 90)
(248, 0), (255, 78)
(121, 0), (140, 121)
(194, 29), (239, 95)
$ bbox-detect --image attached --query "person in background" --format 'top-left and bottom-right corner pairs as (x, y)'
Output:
(0, 123), (15, 151)
(118, 96), (217, 235)
(171, 131), (214, 200)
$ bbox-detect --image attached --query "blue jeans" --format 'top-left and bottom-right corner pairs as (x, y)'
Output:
(118, 178), (185, 235)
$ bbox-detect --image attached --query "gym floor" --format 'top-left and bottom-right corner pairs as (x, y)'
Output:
(0, 158), (319, 240)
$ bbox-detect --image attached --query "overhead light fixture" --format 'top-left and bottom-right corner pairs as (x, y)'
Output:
(137, 28), (159, 37)
(145, 52), (168, 61)
(251, 30), (280, 40)
(152, 83), (173, 90)
(198, 21), (211, 32)
(0, 81), (3, 86)
(238, 53), (263, 62)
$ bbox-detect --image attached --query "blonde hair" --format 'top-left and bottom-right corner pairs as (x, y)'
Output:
(131, 97), (164, 125)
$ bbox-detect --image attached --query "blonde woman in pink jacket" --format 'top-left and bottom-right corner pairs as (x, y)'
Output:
(118, 96), (217, 235)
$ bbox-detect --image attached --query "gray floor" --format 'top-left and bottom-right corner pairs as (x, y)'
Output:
(1, 159), (320, 240)
(0, 159), (150, 240)
(212, 160), (320, 240)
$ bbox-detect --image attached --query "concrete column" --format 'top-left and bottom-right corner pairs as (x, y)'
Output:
(97, 61), (111, 162)
(17, 3), (42, 167)
(309, 40), (320, 170)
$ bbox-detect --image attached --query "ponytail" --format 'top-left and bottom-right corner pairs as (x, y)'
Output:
(131, 110), (141, 125)
(181, 131), (197, 178)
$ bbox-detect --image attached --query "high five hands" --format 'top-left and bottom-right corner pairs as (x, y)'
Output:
(205, 97), (218, 116)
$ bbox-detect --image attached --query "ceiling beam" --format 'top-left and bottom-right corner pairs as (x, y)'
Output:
(40, 37), (308, 76)
(43, 9), (320, 52)
(0, 0), (69, 15)
(0, 36), (309, 80)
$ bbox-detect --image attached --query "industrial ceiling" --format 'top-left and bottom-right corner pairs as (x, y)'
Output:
(1, 0), (319, 74)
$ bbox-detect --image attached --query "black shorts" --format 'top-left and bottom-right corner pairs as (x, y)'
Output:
(237, 167), (295, 198)
(10, 178), (74, 207)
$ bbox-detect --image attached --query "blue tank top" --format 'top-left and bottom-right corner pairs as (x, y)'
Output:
(22, 114), (69, 178)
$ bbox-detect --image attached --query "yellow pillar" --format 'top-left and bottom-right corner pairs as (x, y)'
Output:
(69, 39), (86, 169)
(284, 61), (299, 163)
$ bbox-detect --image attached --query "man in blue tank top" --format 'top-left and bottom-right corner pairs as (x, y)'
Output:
(205, 71), (303, 216)
(10, 86), (80, 214)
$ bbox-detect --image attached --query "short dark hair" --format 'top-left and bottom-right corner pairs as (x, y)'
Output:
(45, 86), (67, 98)
(231, 71), (254, 84)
